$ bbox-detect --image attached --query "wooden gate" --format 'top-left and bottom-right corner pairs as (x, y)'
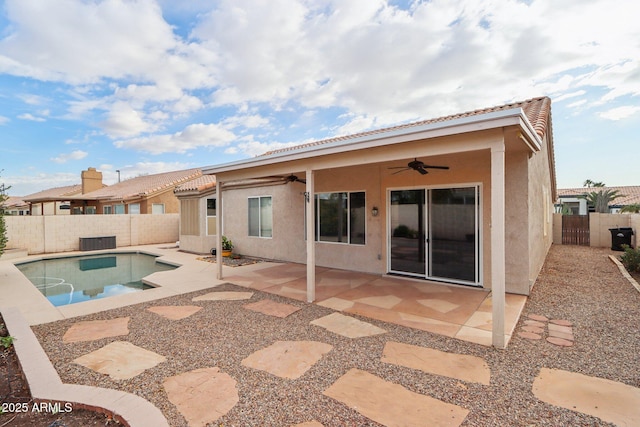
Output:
(562, 215), (590, 246)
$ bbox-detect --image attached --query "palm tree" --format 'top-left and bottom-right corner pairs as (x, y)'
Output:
(620, 204), (640, 214)
(583, 188), (622, 213)
(583, 179), (605, 188)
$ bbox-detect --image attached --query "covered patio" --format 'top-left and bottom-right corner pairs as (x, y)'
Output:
(223, 261), (527, 347)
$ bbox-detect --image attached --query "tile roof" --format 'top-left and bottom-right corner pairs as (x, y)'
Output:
(23, 184), (82, 201)
(2, 196), (28, 209)
(262, 96), (552, 156)
(174, 175), (217, 194)
(558, 186), (640, 206)
(79, 168), (202, 201)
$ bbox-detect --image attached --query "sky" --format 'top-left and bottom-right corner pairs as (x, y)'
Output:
(0, 0), (638, 196)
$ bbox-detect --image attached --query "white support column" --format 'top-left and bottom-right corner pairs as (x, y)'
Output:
(216, 179), (223, 281)
(491, 142), (506, 349)
(305, 169), (316, 302)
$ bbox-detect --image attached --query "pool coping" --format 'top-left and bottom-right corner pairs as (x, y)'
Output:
(0, 306), (170, 427)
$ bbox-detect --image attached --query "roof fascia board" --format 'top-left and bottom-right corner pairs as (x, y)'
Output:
(204, 108), (539, 175)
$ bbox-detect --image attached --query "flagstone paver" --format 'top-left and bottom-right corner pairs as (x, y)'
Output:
(243, 299), (301, 318)
(241, 340), (333, 379)
(310, 313), (386, 338)
(527, 314), (549, 322)
(62, 317), (130, 343)
(291, 422), (324, 427)
(192, 291), (254, 301)
(73, 341), (166, 380)
(316, 297), (355, 311)
(146, 305), (202, 320)
(518, 331), (542, 340)
(546, 337), (574, 346)
(381, 341), (491, 385)
(163, 367), (238, 427)
(324, 368), (469, 427)
(533, 367), (640, 426)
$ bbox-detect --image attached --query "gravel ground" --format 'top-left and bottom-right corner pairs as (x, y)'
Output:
(31, 245), (640, 427)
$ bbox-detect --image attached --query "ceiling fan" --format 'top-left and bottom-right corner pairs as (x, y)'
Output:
(283, 174), (306, 184)
(389, 158), (450, 175)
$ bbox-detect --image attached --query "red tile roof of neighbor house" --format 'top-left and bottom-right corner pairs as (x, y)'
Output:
(23, 184), (83, 201)
(558, 186), (640, 206)
(262, 96), (553, 156)
(78, 168), (202, 201)
(2, 196), (28, 209)
(174, 174), (217, 194)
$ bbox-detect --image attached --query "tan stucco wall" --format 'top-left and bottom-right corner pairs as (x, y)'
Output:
(4, 214), (179, 254)
(525, 133), (555, 293)
(552, 213), (563, 244)
(589, 213), (633, 248)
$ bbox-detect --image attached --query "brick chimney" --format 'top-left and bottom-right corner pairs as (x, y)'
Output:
(81, 167), (103, 194)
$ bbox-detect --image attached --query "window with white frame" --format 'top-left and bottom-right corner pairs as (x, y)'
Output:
(103, 205), (112, 214)
(114, 204), (125, 214)
(315, 191), (365, 245)
(129, 203), (140, 214)
(152, 203), (165, 214)
(206, 198), (217, 235)
(248, 196), (272, 237)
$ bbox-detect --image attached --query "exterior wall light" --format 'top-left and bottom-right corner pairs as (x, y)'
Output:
(371, 206), (379, 217)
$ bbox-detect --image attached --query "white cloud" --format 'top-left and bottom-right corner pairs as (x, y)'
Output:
(100, 102), (156, 138)
(599, 105), (640, 121)
(231, 138), (300, 157)
(17, 113), (45, 122)
(0, 116), (9, 125)
(50, 150), (88, 164)
(114, 123), (236, 154)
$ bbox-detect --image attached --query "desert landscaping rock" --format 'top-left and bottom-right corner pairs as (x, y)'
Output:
(27, 247), (640, 426)
(163, 367), (238, 427)
(381, 341), (491, 385)
(533, 367), (640, 427)
(241, 340), (333, 379)
(243, 299), (302, 318)
(310, 312), (387, 338)
(73, 341), (166, 380)
(62, 316), (130, 343)
(146, 305), (202, 320)
(324, 368), (469, 427)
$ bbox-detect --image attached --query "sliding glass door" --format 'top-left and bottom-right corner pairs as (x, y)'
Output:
(389, 186), (480, 286)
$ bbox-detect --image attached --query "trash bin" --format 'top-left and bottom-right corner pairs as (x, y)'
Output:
(609, 227), (634, 251)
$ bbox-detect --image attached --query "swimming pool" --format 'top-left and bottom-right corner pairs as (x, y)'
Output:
(16, 252), (176, 306)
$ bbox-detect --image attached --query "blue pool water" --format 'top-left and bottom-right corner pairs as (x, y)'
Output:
(16, 252), (176, 306)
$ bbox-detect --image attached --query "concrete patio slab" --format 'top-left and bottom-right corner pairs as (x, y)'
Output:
(533, 367), (640, 426)
(192, 291), (254, 301)
(73, 341), (166, 380)
(242, 340), (333, 379)
(243, 299), (301, 318)
(381, 341), (491, 385)
(323, 368), (469, 427)
(146, 305), (202, 320)
(310, 312), (387, 338)
(62, 317), (130, 343)
(163, 367), (238, 427)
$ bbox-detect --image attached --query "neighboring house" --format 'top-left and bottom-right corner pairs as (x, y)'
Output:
(23, 184), (83, 215)
(198, 96), (557, 346)
(24, 167), (203, 215)
(1, 196), (30, 215)
(557, 186), (640, 214)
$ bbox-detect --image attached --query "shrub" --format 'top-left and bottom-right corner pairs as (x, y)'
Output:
(620, 245), (640, 273)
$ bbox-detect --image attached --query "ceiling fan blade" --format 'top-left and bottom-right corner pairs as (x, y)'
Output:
(422, 165), (449, 170)
(416, 167), (428, 175)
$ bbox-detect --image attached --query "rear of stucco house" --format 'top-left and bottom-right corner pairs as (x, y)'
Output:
(178, 97), (556, 298)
